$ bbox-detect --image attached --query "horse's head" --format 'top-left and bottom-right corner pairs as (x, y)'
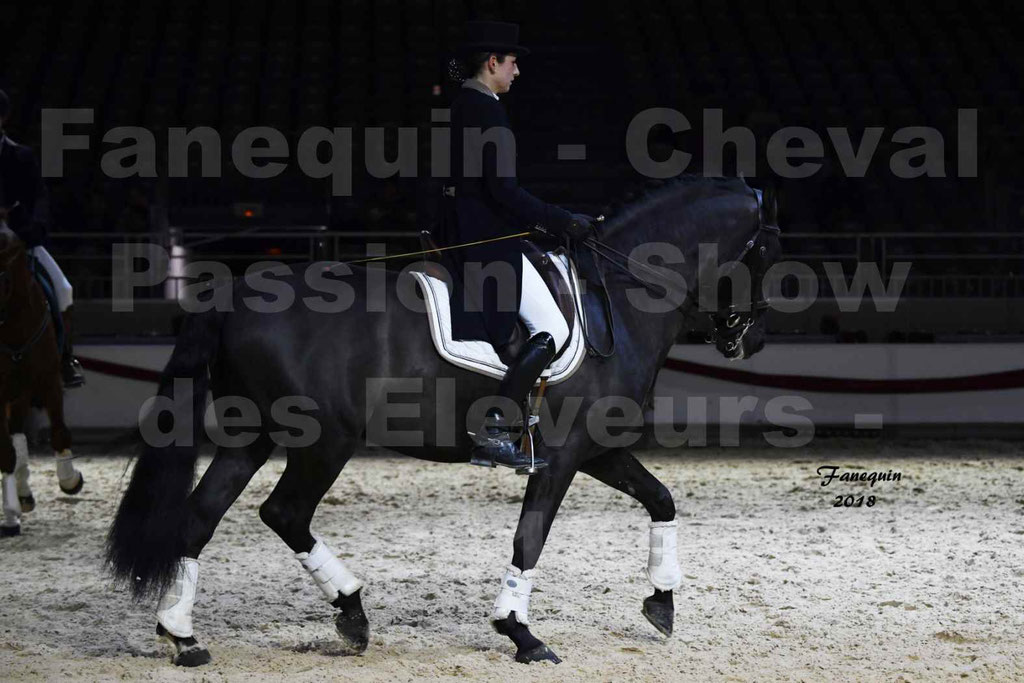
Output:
(598, 177), (782, 361)
(702, 186), (781, 360)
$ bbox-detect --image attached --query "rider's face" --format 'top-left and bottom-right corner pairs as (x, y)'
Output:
(490, 54), (519, 94)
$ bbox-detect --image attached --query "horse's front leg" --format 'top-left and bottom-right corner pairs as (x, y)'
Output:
(9, 398), (35, 512)
(40, 371), (82, 495)
(579, 449), (680, 637)
(0, 411), (21, 536)
(491, 459), (576, 664)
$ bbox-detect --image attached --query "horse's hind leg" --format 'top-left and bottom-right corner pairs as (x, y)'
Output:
(580, 449), (680, 637)
(39, 373), (82, 495)
(8, 398), (34, 512)
(157, 433), (276, 667)
(258, 431), (368, 654)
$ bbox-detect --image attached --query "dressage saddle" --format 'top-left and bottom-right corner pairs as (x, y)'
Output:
(418, 230), (576, 366)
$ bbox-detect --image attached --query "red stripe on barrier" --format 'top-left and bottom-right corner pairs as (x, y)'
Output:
(663, 357), (1024, 394)
(78, 353), (1024, 395)
(78, 356), (163, 383)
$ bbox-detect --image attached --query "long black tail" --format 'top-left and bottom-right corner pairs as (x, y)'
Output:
(105, 308), (225, 600)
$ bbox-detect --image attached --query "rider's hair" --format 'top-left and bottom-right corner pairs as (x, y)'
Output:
(447, 52), (508, 84)
(0, 89), (9, 120)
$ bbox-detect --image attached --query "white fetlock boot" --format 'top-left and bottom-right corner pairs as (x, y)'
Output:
(491, 565), (537, 626)
(12, 434), (33, 512)
(647, 520), (682, 590)
(157, 559), (200, 638)
(55, 449), (82, 494)
(642, 520), (681, 638)
(156, 559), (211, 666)
(2, 472), (22, 536)
(295, 537), (363, 601)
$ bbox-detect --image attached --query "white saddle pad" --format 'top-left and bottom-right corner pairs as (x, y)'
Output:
(410, 252), (587, 385)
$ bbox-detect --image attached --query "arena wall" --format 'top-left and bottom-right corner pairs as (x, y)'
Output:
(64, 342), (1024, 436)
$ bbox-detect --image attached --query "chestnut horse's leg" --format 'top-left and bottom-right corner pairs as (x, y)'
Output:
(39, 368), (82, 494)
(0, 408), (21, 536)
(8, 397), (34, 512)
(258, 429), (368, 655)
(491, 456), (577, 664)
(580, 449), (680, 637)
(154, 433), (276, 667)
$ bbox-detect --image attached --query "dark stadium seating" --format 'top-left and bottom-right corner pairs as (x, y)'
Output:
(0, 0), (1020, 273)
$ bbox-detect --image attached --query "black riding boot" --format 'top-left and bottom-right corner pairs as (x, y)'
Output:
(469, 332), (556, 470)
(60, 307), (85, 389)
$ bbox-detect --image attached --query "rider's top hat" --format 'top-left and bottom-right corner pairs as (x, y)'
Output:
(457, 20), (530, 56)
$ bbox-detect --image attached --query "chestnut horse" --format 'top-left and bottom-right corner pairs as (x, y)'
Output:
(0, 222), (83, 537)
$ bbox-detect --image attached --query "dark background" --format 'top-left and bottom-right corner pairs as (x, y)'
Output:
(2, 0), (1022, 335)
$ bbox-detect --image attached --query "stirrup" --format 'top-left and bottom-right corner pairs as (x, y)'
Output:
(62, 357), (85, 389)
(467, 431), (547, 472)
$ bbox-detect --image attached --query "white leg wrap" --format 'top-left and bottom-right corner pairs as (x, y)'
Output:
(156, 559), (199, 638)
(55, 449), (79, 489)
(2, 473), (21, 528)
(295, 537), (363, 602)
(491, 565), (536, 626)
(647, 520), (682, 591)
(12, 434), (31, 497)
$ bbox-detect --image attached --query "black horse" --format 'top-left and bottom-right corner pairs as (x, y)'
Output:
(107, 176), (780, 666)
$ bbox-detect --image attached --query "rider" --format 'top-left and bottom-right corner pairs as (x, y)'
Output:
(0, 89), (85, 388)
(440, 21), (594, 471)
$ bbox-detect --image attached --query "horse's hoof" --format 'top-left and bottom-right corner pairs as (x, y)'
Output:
(642, 595), (674, 637)
(333, 592), (370, 655)
(172, 643), (212, 667)
(18, 495), (35, 513)
(1, 524), (21, 538)
(515, 643), (561, 664)
(59, 473), (83, 495)
(334, 610), (369, 654)
(158, 623), (212, 667)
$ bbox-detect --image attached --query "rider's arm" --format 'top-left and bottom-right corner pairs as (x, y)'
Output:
(478, 102), (577, 238)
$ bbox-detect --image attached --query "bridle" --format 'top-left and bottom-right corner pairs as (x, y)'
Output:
(550, 201), (780, 361)
(704, 195), (781, 359)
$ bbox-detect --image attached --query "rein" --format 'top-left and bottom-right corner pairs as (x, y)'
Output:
(562, 211), (781, 361)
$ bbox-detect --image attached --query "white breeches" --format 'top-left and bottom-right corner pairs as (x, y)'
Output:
(30, 246), (73, 312)
(519, 254), (569, 350)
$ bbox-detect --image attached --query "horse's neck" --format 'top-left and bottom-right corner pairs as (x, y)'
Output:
(600, 271), (688, 403)
(3, 262), (45, 332)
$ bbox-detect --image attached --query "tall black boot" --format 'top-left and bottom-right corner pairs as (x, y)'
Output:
(469, 332), (556, 470)
(60, 306), (85, 389)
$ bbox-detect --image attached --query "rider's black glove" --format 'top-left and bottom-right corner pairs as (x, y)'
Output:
(564, 213), (595, 241)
